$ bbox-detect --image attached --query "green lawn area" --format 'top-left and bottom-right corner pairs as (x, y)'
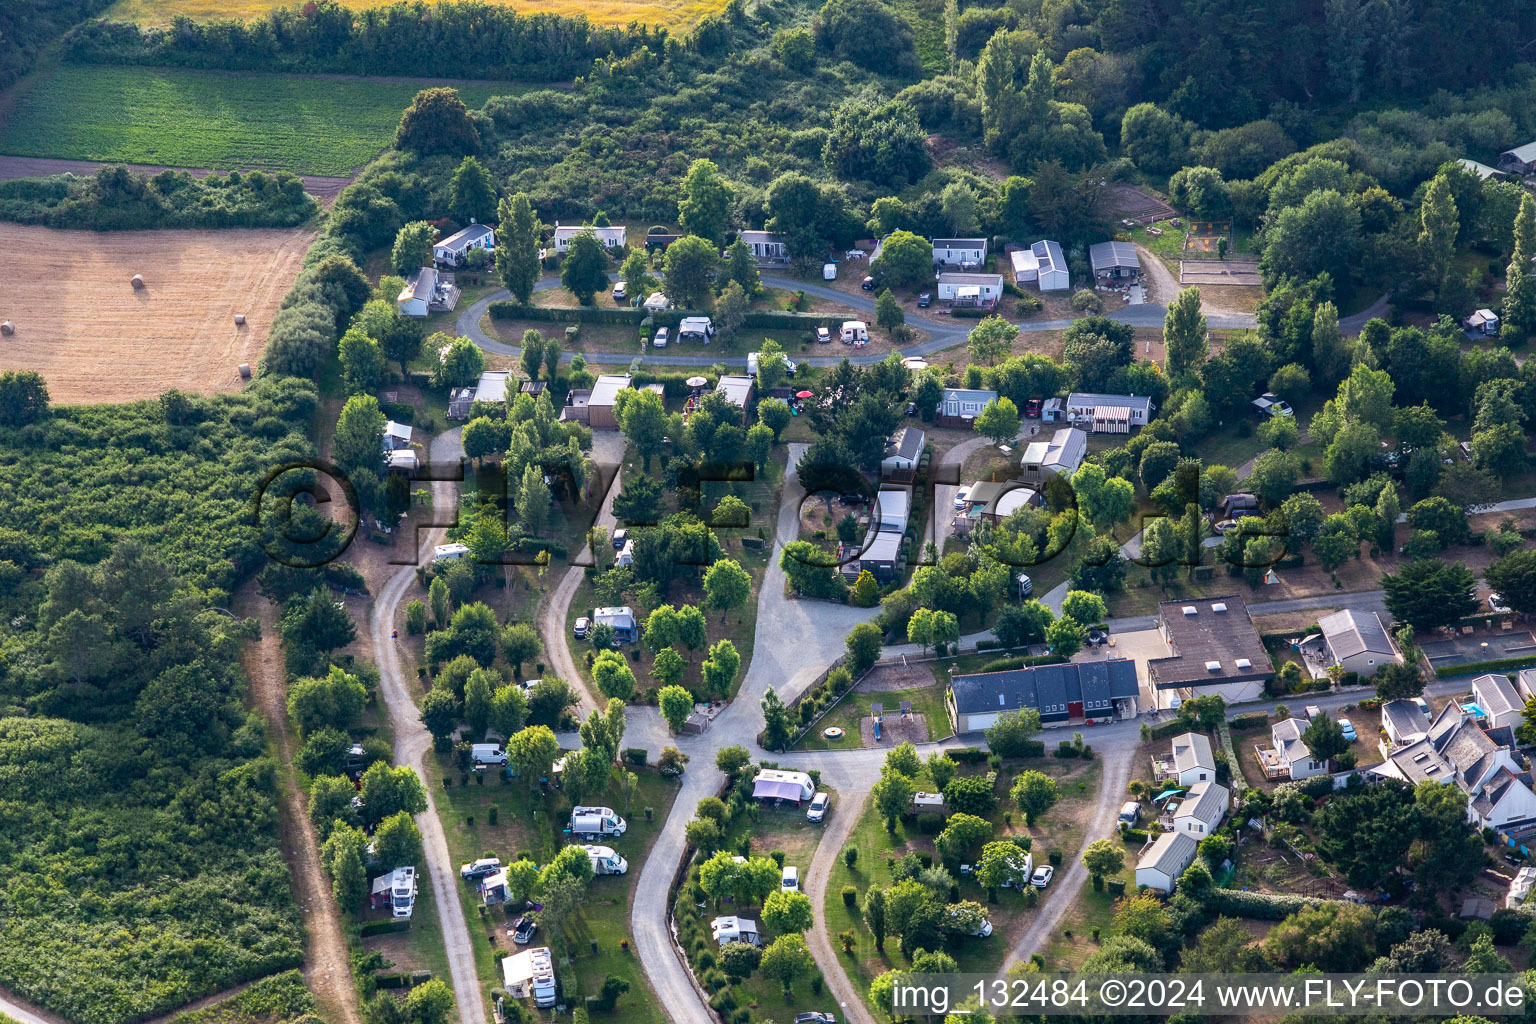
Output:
(792, 684), (951, 751)
(421, 750), (681, 1024)
(1035, 882), (1119, 970)
(0, 63), (521, 176)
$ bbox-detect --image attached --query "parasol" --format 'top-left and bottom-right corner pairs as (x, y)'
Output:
(686, 376), (707, 388)
(796, 390), (813, 399)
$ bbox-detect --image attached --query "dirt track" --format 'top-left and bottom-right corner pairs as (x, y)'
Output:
(0, 223), (311, 404)
(0, 155), (351, 203)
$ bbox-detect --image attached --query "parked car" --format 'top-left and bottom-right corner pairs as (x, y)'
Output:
(861, 275), (875, 290)
(782, 866), (799, 893)
(1305, 705), (1322, 721)
(1031, 865), (1054, 888)
(953, 487), (970, 510)
(1413, 696), (1432, 719)
(917, 292), (932, 308)
(574, 617), (589, 639)
(1024, 399), (1042, 418)
(1490, 592), (1511, 613)
(461, 857), (501, 882)
(795, 1015), (836, 1024)
(807, 792), (831, 823)
(612, 528), (628, 549)
(652, 326), (669, 348)
(1337, 718), (1357, 742)
(510, 915), (538, 945)
(906, 402), (917, 416)
(1086, 629), (1108, 646)
(1118, 802), (1140, 827)
(612, 282), (627, 303)
(816, 326), (832, 344)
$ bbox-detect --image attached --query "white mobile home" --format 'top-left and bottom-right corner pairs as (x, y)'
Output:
(1136, 832), (1197, 894)
(932, 237), (988, 268)
(434, 223), (495, 266)
(936, 272), (1004, 304)
(738, 230), (790, 263)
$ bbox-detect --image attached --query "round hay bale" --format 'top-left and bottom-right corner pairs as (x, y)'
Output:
(234, 313), (246, 326)
(0, 321), (13, 336)
(238, 363), (251, 379)
(131, 274), (145, 290)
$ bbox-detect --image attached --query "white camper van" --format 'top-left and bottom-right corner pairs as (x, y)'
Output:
(580, 844), (629, 875)
(567, 805), (627, 840)
(432, 542), (470, 563)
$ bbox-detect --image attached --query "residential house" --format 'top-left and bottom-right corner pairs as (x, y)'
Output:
(588, 374), (633, 430)
(593, 606), (638, 642)
(1148, 596), (1271, 707)
(1259, 716), (1328, 780)
(713, 375), (755, 422)
(738, 230), (790, 264)
(1063, 392), (1155, 433)
(433, 223), (494, 267)
(1089, 241), (1141, 284)
(1519, 669), (1536, 704)
(1474, 672), (1526, 732)
(1168, 780), (1229, 838)
(947, 659), (1140, 732)
(932, 238), (988, 268)
(1465, 309), (1501, 335)
(935, 387), (998, 428)
(1012, 240), (1070, 291)
(1317, 609), (1401, 679)
(1458, 158), (1507, 181)
(882, 427), (926, 483)
(1377, 702), (1536, 830)
(1382, 698), (1429, 749)
(552, 225), (627, 253)
(1019, 427), (1087, 487)
(397, 266), (459, 318)
(1136, 831), (1198, 894)
(936, 272), (1004, 305)
(1155, 732), (1216, 787)
(1499, 142), (1536, 176)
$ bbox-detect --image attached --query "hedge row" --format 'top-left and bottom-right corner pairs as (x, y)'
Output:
(948, 747), (988, 763)
(359, 919), (410, 937)
(977, 653), (1069, 673)
(1230, 711), (1270, 731)
(1201, 887), (1334, 919)
(489, 301), (846, 333)
(1147, 719), (1190, 741)
(1436, 655), (1536, 679)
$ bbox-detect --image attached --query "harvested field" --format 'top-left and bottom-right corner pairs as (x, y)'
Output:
(0, 223), (312, 404)
(106, 0), (730, 29)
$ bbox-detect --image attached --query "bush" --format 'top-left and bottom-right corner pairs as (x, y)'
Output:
(360, 920), (411, 937)
(1048, 850), (1063, 866)
(1106, 878), (1125, 895)
(1230, 711), (1269, 731)
(948, 747), (987, 763)
(623, 747), (648, 765)
(1202, 888), (1332, 919)
(842, 885), (858, 906)
(917, 813), (945, 834)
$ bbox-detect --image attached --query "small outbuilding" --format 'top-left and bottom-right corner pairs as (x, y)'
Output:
(1088, 241), (1141, 284)
(1465, 309), (1501, 335)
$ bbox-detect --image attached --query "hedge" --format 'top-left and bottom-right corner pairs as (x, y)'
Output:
(488, 301), (845, 333)
(359, 920), (411, 937)
(949, 306), (993, 318)
(1230, 711), (1269, 731)
(1201, 887), (1334, 919)
(623, 747), (648, 765)
(948, 747), (988, 763)
(977, 653), (1069, 673)
(1148, 719), (1190, 741)
(1436, 655), (1536, 679)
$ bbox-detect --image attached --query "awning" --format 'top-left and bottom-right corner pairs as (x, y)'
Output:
(753, 779), (804, 800)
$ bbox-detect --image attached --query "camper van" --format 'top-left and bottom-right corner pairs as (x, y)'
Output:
(501, 947), (558, 1007)
(370, 866), (418, 919)
(840, 320), (868, 345)
(432, 542), (470, 563)
(567, 806), (627, 840)
(746, 351), (798, 377)
(471, 744), (507, 767)
(710, 916), (761, 946)
(580, 844), (629, 875)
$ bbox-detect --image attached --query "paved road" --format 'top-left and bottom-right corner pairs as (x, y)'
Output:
(371, 428), (489, 1024)
(0, 988), (63, 1024)
(454, 275), (1259, 368)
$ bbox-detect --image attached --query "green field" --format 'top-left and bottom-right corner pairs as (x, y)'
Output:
(0, 64), (518, 176)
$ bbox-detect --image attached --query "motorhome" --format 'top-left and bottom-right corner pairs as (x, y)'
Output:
(580, 844), (630, 875)
(710, 916), (761, 946)
(567, 806), (627, 840)
(431, 542), (470, 563)
(501, 947), (558, 1007)
(370, 866), (417, 919)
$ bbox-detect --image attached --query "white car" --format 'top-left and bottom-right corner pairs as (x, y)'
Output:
(807, 792), (830, 823)
(815, 327), (831, 344)
(653, 326), (669, 348)
(1030, 865), (1054, 888)
(1490, 593), (1511, 613)
(967, 918), (994, 938)
(781, 865), (799, 893)
(953, 487), (970, 510)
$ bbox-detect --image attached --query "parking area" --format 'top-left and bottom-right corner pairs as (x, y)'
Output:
(1073, 627), (1172, 714)
(1421, 625), (1536, 671)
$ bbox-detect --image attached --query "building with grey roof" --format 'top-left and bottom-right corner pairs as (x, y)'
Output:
(882, 427), (926, 483)
(1089, 241), (1141, 282)
(1149, 596), (1271, 707)
(932, 238), (988, 267)
(935, 388), (998, 428)
(1264, 716), (1328, 780)
(1474, 673), (1526, 732)
(1381, 698), (1428, 748)
(1377, 702), (1534, 829)
(1019, 427), (1087, 487)
(1136, 831), (1198, 894)
(1499, 142), (1536, 176)
(1318, 608), (1400, 679)
(948, 659), (1140, 732)
(1170, 780), (1229, 838)
(1063, 392), (1155, 433)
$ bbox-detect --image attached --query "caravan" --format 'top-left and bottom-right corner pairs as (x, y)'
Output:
(840, 320), (869, 346)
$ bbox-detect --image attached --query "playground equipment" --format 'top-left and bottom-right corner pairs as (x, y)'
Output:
(872, 702), (883, 741)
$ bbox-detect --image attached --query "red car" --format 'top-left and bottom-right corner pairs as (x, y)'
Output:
(1024, 399), (1042, 418)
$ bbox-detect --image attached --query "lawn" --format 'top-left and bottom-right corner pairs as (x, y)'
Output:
(421, 751), (682, 1024)
(793, 683), (951, 751)
(106, 0), (732, 30)
(0, 64), (520, 176)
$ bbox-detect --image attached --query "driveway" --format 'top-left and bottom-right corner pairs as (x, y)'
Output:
(370, 428), (488, 1024)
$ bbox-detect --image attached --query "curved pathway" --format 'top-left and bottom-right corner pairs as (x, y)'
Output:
(371, 427), (488, 1024)
(454, 276), (1259, 368)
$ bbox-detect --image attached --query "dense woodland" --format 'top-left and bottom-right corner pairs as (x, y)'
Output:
(0, 0), (115, 90)
(0, 166), (318, 231)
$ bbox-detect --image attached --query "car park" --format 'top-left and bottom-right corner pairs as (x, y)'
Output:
(807, 792), (830, 823)
(1031, 865), (1054, 888)
(574, 617), (589, 639)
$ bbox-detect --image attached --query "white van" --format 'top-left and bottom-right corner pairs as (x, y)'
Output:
(432, 542), (470, 563)
(471, 743), (507, 767)
(747, 351), (797, 377)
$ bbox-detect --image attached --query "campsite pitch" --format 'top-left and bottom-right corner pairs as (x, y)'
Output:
(0, 223), (312, 404)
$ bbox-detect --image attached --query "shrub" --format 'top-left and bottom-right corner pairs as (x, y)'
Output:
(624, 747), (648, 765)
(842, 884), (858, 906)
